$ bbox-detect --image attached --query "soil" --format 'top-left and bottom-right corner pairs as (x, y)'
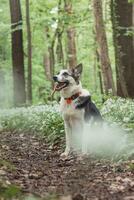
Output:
(0, 132), (134, 200)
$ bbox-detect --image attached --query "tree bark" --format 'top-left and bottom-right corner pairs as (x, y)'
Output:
(56, 0), (64, 68)
(111, 0), (134, 98)
(96, 50), (104, 97)
(93, 0), (116, 95)
(0, 69), (6, 108)
(9, 0), (26, 106)
(133, 4), (134, 50)
(44, 27), (56, 88)
(26, 0), (32, 104)
(56, 32), (64, 68)
(64, 0), (77, 69)
(111, 0), (128, 97)
(44, 53), (51, 81)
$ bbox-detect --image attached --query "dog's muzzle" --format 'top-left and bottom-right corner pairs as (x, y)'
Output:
(53, 76), (69, 91)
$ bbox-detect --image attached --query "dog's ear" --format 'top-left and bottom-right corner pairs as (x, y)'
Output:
(71, 63), (83, 79)
(74, 63), (83, 75)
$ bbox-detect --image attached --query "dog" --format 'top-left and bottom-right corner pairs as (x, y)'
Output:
(53, 63), (102, 157)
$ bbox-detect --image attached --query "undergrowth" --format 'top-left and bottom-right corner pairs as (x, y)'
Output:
(0, 97), (134, 141)
(101, 97), (134, 131)
(0, 104), (64, 142)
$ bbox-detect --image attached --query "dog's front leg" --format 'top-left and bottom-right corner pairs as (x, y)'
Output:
(71, 118), (83, 153)
(61, 116), (72, 157)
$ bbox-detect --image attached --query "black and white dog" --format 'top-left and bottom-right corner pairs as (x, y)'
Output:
(53, 64), (102, 157)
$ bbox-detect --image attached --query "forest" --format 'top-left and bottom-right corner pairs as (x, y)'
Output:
(0, 0), (134, 199)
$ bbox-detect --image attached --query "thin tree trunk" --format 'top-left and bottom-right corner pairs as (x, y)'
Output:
(56, 0), (64, 68)
(93, 0), (116, 95)
(96, 49), (104, 100)
(93, 29), (98, 92)
(44, 53), (51, 81)
(93, 53), (97, 92)
(64, 0), (77, 69)
(112, 0), (134, 98)
(44, 48), (54, 89)
(9, 0), (26, 106)
(56, 33), (64, 67)
(48, 43), (55, 88)
(44, 27), (56, 88)
(26, 0), (32, 104)
(0, 69), (6, 108)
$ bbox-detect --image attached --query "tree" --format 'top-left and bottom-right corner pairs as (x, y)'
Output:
(0, 68), (6, 107)
(44, 26), (56, 88)
(64, 0), (77, 69)
(93, 0), (116, 95)
(9, 0), (26, 106)
(56, 0), (64, 68)
(111, 0), (134, 98)
(44, 0), (64, 88)
(111, 0), (128, 97)
(26, 0), (32, 104)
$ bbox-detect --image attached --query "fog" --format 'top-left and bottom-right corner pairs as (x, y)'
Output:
(72, 122), (134, 160)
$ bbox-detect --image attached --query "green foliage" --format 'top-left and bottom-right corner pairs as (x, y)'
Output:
(128, 162), (134, 172)
(101, 98), (134, 130)
(0, 159), (15, 171)
(0, 184), (22, 199)
(0, 104), (64, 142)
(0, 0), (117, 106)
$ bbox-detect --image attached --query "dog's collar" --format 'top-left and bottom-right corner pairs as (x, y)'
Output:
(64, 92), (81, 104)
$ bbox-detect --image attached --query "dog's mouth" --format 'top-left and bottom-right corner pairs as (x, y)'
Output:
(55, 81), (69, 91)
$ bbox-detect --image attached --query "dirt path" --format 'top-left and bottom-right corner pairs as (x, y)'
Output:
(0, 132), (134, 200)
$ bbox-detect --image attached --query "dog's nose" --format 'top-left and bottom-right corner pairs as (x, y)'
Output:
(53, 76), (58, 81)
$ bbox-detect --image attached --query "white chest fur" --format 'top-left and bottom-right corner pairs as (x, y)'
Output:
(60, 98), (84, 118)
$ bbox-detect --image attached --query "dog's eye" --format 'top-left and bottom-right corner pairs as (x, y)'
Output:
(63, 72), (68, 77)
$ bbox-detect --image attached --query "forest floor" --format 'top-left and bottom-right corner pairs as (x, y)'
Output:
(0, 132), (134, 200)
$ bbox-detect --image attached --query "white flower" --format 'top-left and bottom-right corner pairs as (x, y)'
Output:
(123, 117), (130, 123)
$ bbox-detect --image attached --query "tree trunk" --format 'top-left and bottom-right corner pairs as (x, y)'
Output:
(44, 27), (56, 88)
(64, 0), (77, 69)
(56, 33), (64, 68)
(133, 4), (134, 50)
(44, 47), (55, 89)
(0, 69), (6, 108)
(96, 50), (104, 98)
(93, 0), (116, 95)
(111, 0), (134, 98)
(48, 44), (55, 88)
(26, 0), (32, 104)
(56, 0), (64, 68)
(44, 53), (51, 81)
(9, 0), (26, 106)
(111, 0), (128, 97)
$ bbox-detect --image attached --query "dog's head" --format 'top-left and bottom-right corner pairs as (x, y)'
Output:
(53, 63), (83, 91)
